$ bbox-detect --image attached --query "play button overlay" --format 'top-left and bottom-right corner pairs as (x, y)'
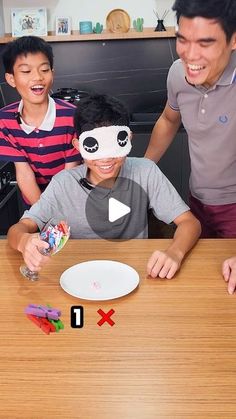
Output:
(108, 197), (131, 222)
(85, 176), (149, 240)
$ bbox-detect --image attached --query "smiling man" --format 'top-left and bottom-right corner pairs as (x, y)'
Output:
(145, 0), (236, 238)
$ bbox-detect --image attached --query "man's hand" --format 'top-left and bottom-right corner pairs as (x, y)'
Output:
(147, 249), (182, 279)
(222, 257), (236, 294)
(19, 233), (50, 272)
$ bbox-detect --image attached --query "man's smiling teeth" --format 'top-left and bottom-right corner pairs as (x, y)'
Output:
(187, 64), (205, 71)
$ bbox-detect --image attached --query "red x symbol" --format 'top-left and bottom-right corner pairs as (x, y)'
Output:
(97, 309), (115, 327)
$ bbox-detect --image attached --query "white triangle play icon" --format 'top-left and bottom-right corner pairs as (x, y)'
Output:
(108, 197), (131, 222)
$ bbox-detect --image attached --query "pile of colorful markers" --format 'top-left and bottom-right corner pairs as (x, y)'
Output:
(40, 221), (70, 255)
(25, 304), (64, 335)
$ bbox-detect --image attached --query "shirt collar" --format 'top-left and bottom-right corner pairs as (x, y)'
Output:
(216, 51), (236, 86)
(18, 96), (56, 134)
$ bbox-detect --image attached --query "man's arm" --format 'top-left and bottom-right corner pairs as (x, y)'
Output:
(147, 211), (201, 279)
(145, 102), (182, 162)
(7, 218), (50, 272)
(15, 162), (42, 205)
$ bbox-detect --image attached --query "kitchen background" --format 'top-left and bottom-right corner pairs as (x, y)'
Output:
(0, 0), (190, 236)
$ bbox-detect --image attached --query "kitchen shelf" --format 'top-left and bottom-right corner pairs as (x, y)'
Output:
(0, 27), (176, 44)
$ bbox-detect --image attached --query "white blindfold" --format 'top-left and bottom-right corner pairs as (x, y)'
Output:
(78, 126), (132, 160)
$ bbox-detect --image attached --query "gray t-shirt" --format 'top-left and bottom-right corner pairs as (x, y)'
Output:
(167, 51), (236, 205)
(22, 157), (189, 238)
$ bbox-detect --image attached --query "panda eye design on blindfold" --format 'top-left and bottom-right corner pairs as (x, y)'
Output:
(79, 126), (131, 160)
(83, 137), (99, 153)
(117, 130), (129, 147)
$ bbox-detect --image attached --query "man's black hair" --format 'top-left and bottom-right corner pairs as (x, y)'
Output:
(74, 93), (130, 136)
(172, 0), (236, 43)
(2, 36), (54, 74)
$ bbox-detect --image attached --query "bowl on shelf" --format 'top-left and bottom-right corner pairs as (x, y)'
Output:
(106, 9), (131, 33)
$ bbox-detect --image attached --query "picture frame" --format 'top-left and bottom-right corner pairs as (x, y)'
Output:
(11, 8), (47, 37)
(55, 17), (71, 35)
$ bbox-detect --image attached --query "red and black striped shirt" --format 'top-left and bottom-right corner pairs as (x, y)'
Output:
(0, 98), (81, 186)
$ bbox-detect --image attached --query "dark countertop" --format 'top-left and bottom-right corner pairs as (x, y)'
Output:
(130, 112), (185, 133)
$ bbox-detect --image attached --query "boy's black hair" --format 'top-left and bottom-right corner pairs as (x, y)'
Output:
(2, 36), (54, 74)
(172, 0), (236, 43)
(74, 93), (130, 136)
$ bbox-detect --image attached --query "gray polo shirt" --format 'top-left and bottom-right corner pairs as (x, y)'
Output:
(167, 51), (236, 205)
(22, 158), (189, 239)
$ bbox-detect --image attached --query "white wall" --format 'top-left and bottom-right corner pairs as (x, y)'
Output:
(3, 0), (176, 33)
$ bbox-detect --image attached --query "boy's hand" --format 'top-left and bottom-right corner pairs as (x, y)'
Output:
(18, 233), (50, 272)
(222, 257), (236, 295)
(147, 249), (182, 279)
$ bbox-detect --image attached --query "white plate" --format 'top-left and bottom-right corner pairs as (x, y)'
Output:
(60, 260), (140, 301)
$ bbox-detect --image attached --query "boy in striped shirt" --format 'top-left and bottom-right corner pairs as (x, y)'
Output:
(0, 35), (81, 208)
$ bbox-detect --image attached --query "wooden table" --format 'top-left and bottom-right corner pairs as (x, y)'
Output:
(1, 239), (236, 419)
